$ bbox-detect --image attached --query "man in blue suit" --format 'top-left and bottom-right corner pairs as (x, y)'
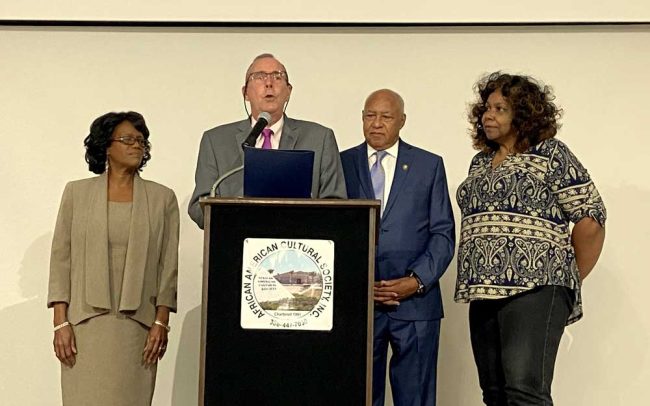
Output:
(341, 89), (455, 406)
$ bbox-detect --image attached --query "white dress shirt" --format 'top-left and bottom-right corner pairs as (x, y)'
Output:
(252, 116), (284, 149)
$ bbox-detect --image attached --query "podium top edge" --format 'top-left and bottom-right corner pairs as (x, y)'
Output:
(199, 196), (380, 208)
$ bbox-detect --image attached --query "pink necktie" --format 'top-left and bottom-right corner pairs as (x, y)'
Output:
(261, 128), (273, 149)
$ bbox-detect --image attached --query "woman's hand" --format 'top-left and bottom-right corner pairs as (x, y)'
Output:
(142, 323), (168, 365)
(52, 303), (76, 367)
(53, 325), (77, 367)
(143, 306), (171, 365)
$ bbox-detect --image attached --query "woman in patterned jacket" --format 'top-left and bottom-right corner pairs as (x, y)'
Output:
(455, 72), (606, 406)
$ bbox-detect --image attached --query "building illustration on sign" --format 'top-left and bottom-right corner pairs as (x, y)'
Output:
(258, 269), (323, 311)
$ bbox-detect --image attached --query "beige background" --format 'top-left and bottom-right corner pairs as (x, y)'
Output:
(0, 25), (648, 405)
(1, 0), (648, 23)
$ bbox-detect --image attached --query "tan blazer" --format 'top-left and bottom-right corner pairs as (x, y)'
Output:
(48, 173), (179, 327)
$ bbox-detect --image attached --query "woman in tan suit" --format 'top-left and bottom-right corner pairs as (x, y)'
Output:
(48, 111), (179, 406)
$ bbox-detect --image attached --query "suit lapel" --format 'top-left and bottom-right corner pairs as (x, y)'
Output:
(235, 119), (252, 163)
(382, 141), (413, 219)
(119, 174), (150, 311)
(355, 143), (374, 199)
(279, 116), (298, 150)
(84, 174), (111, 310)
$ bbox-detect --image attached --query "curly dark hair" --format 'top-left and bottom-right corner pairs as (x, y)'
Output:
(468, 72), (562, 153)
(84, 111), (151, 174)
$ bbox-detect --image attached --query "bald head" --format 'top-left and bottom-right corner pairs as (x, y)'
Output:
(362, 89), (406, 150)
(364, 89), (405, 115)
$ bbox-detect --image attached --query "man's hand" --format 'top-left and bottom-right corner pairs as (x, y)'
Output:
(374, 276), (420, 306)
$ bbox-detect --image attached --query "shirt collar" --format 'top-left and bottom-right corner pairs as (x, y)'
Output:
(367, 138), (400, 159)
(251, 115), (284, 135)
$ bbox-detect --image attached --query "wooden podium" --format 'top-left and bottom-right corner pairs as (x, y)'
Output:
(198, 197), (380, 406)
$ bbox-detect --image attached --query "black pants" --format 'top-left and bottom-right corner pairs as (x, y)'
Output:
(469, 286), (574, 406)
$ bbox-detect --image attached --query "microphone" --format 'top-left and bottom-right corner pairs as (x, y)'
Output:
(210, 112), (272, 197)
(242, 111), (272, 149)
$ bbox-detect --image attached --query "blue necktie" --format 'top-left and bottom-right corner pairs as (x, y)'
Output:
(371, 150), (387, 215)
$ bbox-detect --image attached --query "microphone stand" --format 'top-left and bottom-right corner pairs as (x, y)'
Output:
(209, 165), (244, 197)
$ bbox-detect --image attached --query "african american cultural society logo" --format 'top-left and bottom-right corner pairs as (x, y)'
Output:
(240, 238), (334, 331)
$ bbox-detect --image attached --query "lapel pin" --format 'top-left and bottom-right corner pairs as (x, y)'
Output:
(402, 164), (409, 171)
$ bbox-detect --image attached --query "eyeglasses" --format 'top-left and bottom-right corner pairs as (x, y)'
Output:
(112, 136), (149, 147)
(247, 71), (288, 83)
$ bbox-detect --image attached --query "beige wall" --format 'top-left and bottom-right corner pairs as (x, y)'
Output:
(1, 1), (648, 22)
(0, 26), (648, 405)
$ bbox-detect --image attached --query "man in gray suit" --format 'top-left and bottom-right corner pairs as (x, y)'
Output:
(188, 53), (347, 229)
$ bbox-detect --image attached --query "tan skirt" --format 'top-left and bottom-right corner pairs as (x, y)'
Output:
(61, 314), (156, 406)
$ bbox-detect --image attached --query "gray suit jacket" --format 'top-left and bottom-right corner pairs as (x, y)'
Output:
(48, 173), (179, 326)
(188, 116), (347, 228)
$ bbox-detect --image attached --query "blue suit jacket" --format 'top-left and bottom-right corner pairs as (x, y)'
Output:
(341, 140), (455, 320)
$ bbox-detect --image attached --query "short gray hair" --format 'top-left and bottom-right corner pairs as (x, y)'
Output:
(244, 53), (289, 84)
